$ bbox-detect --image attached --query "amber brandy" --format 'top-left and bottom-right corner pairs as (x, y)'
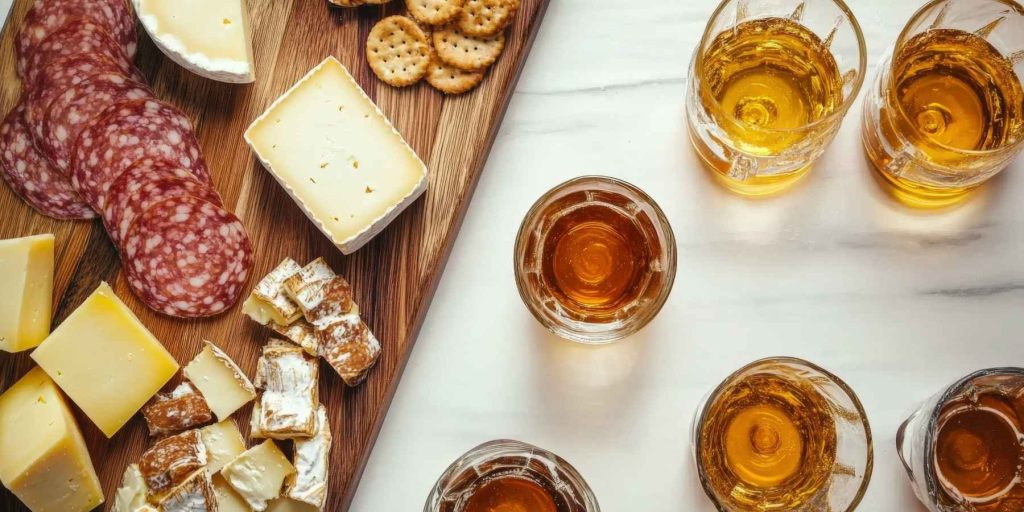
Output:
(461, 474), (564, 512)
(933, 392), (1024, 509)
(698, 371), (838, 509)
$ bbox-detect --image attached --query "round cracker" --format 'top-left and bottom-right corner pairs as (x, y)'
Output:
(432, 25), (506, 72)
(457, 0), (519, 37)
(367, 16), (431, 86)
(407, 0), (466, 25)
(426, 55), (485, 94)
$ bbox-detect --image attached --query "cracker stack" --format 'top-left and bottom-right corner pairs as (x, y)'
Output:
(331, 0), (520, 94)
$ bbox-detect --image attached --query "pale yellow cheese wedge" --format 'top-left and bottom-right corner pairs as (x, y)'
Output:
(0, 234), (53, 352)
(0, 367), (103, 512)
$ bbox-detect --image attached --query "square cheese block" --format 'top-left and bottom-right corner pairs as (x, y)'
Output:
(213, 474), (251, 512)
(245, 56), (429, 255)
(201, 419), (247, 474)
(30, 282), (179, 437)
(134, 0), (255, 83)
(0, 234), (54, 352)
(221, 440), (296, 511)
(0, 367), (103, 512)
(183, 341), (257, 420)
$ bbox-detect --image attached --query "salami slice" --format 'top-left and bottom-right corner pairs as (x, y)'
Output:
(72, 99), (211, 209)
(102, 158), (223, 245)
(16, 0), (137, 68)
(121, 194), (252, 318)
(0, 104), (94, 220)
(40, 72), (152, 172)
(19, 17), (134, 85)
(24, 53), (139, 147)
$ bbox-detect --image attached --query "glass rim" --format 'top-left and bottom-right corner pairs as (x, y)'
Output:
(921, 367), (1024, 504)
(512, 175), (677, 344)
(693, 356), (874, 512)
(693, 0), (868, 135)
(886, 0), (1024, 158)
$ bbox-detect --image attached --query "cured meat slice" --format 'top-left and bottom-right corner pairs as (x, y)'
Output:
(72, 99), (211, 209)
(121, 194), (252, 318)
(40, 72), (152, 172)
(16, 0), (137, 68)
(24, 53), (139, 146)
(19, 17), (134, 84)
(102, 158), (223, 245)
(0, 104), (94, 220)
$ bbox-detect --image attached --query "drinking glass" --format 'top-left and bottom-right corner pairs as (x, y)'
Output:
(896, 368), (1024, 511)
(862, 0), (1024, 208)
(691, 357), (873, 512)
(686, 0), (867, 196)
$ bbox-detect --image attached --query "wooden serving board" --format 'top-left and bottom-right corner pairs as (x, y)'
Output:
(0, 0), (549, 509)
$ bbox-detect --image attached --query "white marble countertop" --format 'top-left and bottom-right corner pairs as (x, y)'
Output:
(3, 0), (1019, 510)
(350, 0), (1023, 510)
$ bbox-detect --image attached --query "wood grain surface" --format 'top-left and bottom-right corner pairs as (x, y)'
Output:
(0, 0), (550, 509)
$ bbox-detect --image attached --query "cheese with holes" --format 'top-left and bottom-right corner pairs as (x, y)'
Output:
(0, 367), (103, 512)
(133, 0), (255, 83)
(113, 464), (156, 512)
(30, 282), (178, 437)
(0, 234), (54, 353)
(184, 341), (257, 420)
(245, 56), (429, 254)
(201, 420), (247, 474)
(221, 440), (296, 511)
(286, 405), (331, 508)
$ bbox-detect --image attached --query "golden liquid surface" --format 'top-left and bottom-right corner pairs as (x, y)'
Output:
(934, 393), (1024, 510)
(541, 204), (651, 316)
(693, 17), (844, 195)
(866, 28), (1024, 207)
(461, 476), (559, 512)
(699, 372), (838, 510)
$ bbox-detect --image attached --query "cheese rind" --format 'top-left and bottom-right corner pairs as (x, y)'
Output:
(0, 234), (54, 353)
(286, 405), (331, 508)
(255, 340), (319, 439)
(133, 0), (255, 83)
(112, 464), (156, 512)
(0, 367), (103, 512)
(30, 282), (179, 437)
(245, 56), (429, 254)
(159, 469), (217, 512)
(221, 440), (296, 511)
(142, 381), (214, 436)
(184, 341), (257, 420)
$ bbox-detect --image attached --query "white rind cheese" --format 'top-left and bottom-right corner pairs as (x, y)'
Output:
(113, 464), (157, 512)
(245, 56), (429, 255)
(221, 440), (296, 511)
(133, 0), (256, 83)
(286, 405), (331, 509)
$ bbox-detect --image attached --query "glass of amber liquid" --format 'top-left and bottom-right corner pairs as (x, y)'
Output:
(514, 176), (676, 344)
(691, 357), (874, 512)
(863, 0), (1024, 208)
(686, 0), (867, 196)
(425, 439), (600, 512)
(897, 368), (1024, 511)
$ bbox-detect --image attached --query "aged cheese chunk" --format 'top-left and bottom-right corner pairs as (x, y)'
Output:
(221, 440), (296, 511)
(138, 429), (208, 496)
(266, 498), (320, 512)
(201, 419), (247, 474)
(142, 381), (214, 436)
(30, 282), (179, 437)
(286, 405), (331, 509)
(113, 464), (157, 512)
(133, 0), (255, 83)
(269, 319), (320, 356)
(318, 313), (381, 387)
(0, 234), (53, 353)
(245, 57), (429, 254)
(213, 474), (251, 512)
(244, 258), (304, 326)
(254, 340), (319, 439)
(0, 367), (103, 512)
(159, 469), (217, 512)
(281, 259), (336, 315)
(184, 341), (257, 420)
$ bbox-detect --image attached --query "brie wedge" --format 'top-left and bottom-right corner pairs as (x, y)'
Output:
(245, 57), (429, 254)
(133, 0), (256, 83)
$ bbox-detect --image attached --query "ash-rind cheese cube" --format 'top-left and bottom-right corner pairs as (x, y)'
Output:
(244, 56), (429, 255)
(30, 282), (179, 437)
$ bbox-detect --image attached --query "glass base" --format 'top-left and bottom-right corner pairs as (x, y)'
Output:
(865, 156), (976, 209)
(689, 129), (812, 197)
